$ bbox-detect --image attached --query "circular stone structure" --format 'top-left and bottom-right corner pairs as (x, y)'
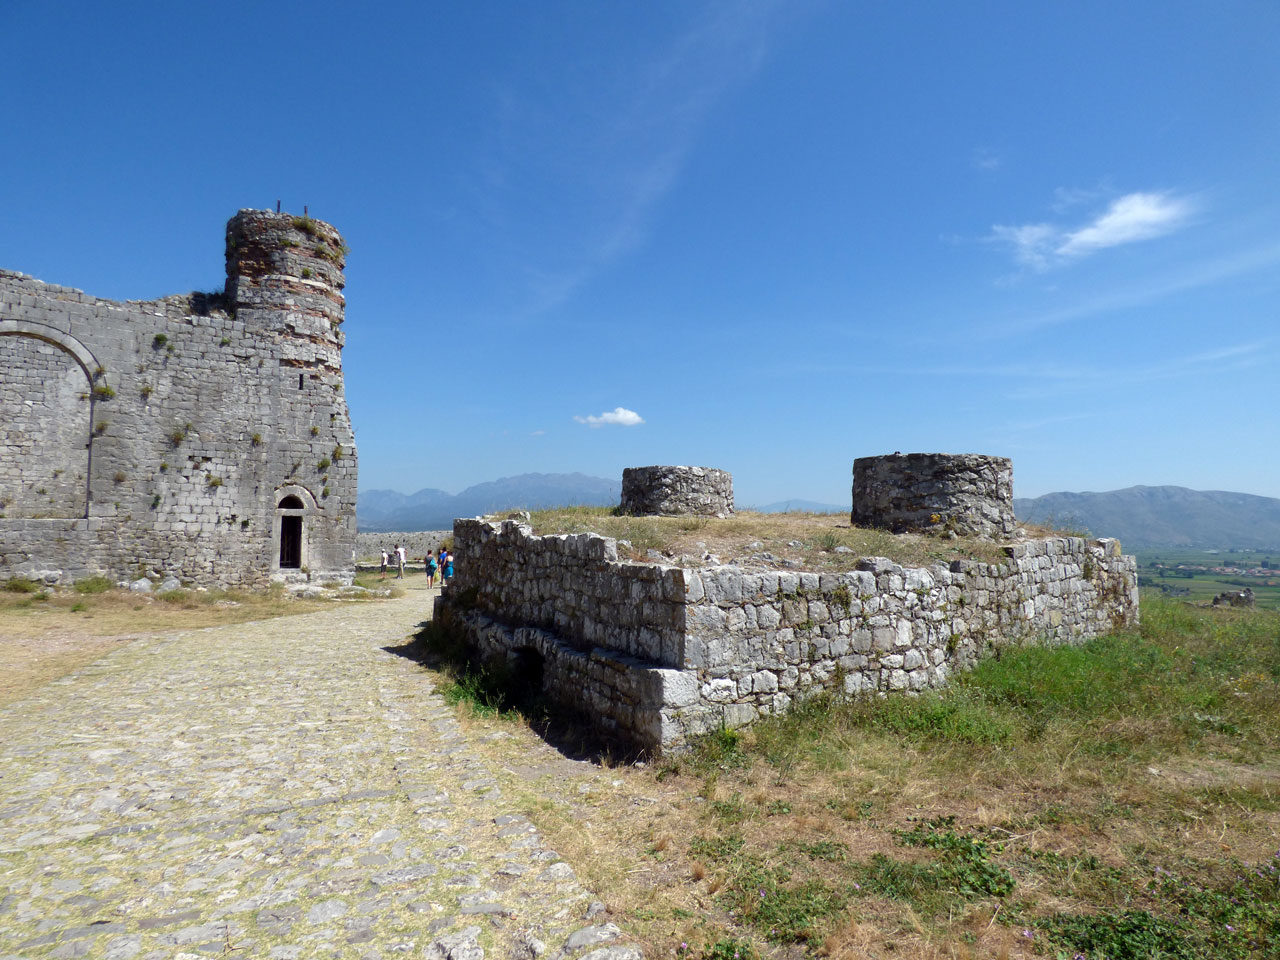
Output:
(851, 453), (1014, 539)
(620, 465), (734, 518)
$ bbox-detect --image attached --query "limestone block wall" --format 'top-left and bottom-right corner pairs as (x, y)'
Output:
(620, 465), (734, 518)
(447, 519), (688, 667)
(853, 453), (1015, 538)
(0, 335), (90, 518)
(0, 209), (357, 587)
(436, 520), (1138, 754)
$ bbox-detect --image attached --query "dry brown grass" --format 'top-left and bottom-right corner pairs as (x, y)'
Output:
(0, 585), (333, 706)
(528, 508), (1017, 569)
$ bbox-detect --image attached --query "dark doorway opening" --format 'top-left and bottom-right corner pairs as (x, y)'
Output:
(280, 515), (302, 568)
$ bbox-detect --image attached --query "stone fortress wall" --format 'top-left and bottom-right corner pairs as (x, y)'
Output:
(355, 531), (450, 562)
(436, 457), (1139, 754)
(0, 210), (357, 586)
(621, 465), (734, 518)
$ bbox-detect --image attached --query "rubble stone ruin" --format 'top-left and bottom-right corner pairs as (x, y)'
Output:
(852, 452), (1015, 539)
(0, 209), (357, 587)
(438, 455), (1138, 755)
(620, 465), (734, 518)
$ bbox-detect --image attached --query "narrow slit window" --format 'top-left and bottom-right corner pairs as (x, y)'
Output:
(298, 373), (304, 390)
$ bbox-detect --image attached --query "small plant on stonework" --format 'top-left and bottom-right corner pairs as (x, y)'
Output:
(310, 425), (319, 436)
(140, 384), (152, 400)
(151, 493), (161, 509)
(292, 215), (319, 236)
(300, 267), (313, 279)
(250, 432), (262, 446)
(92, 383), (116, 400)
(240, 518), (250, 529)
(94, 421), (108, 435)
(316, 457), (331, 471)
(93, 365), (106, 379)
(207, 475), (223, 488)
(112, 471), (126, 484)
(159, 461), (168, 472)
(331, 444), (343, 461)
(219, 337), (231, 346)
(152, 333), (168, 348)
(169, 427), (186, 446)
(322, 486), (330, 498)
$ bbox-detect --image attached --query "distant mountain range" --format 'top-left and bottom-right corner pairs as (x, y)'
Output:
(357, 473), (622, 532)
(1014, 486), (1280, 550)
(359, 476), (1280, 550)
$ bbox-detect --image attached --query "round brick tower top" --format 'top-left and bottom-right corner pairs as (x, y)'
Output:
(224, 210), (346, 331)
(620, 465), (734, 518)
(851, 453), (1014, 539)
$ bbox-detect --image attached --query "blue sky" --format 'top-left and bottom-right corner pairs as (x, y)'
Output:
(3, 1), (1278, 504)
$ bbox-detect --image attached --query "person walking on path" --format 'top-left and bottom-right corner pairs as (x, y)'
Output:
(443, 550), (454, 586)
(380, 548), (388, 580)
(395, 544), (406, 579)
(425, 550), (438, 587)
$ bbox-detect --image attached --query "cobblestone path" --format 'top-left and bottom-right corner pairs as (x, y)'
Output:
(0, 585), (639, 960)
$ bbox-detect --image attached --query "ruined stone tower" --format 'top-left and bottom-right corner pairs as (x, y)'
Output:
(0, 209), (358, 586)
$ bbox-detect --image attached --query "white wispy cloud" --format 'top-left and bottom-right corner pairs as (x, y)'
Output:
(485, 1), (793, 316)
(573, 406), (645, 428)
(991, 190), (1195, 271)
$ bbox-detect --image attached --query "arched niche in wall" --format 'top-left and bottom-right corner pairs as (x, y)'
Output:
(273, 484), (318, 572)
(0, 321), (100, 519)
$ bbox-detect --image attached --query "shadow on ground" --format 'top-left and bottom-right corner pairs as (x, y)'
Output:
(382, 622), (643, 767)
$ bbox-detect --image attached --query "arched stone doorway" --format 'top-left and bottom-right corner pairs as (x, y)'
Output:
(273, 486), (316, 574)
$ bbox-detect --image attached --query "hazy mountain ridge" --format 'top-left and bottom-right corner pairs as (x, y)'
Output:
(1014, 485), (1280, 550)
(360, 477), (1280, 549)
(358, 473), (621, 532)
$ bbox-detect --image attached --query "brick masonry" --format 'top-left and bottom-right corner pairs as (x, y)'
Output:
(0, 210), (357, 586)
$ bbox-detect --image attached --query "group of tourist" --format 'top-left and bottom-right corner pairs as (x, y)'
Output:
(423, 548), (453, 587)
(378, 544), (453, 586)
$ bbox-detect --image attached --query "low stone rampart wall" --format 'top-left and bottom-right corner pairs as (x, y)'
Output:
(447, 519), (688, 667)
(355, 531), (449, 561)
(435, 520), (1138, 754)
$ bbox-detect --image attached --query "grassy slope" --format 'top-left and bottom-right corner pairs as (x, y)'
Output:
(435, 594), (1280, 960)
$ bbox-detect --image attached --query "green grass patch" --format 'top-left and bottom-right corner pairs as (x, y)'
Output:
(73, 576), (114, 594)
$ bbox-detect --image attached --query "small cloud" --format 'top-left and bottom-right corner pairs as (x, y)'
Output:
(971, 148), (1001, 172)
(990, 222), (1058, 270)
(573, 406), (645, 428)
(530, 429), (546, 436)
(1056, 192), (1193, 258)
(990, 190), (1195, 272)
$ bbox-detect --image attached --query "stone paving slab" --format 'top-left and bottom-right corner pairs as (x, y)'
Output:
(0, 588), (639, 960)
